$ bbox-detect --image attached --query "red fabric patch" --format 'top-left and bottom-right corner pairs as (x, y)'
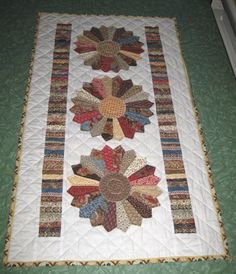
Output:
(130, 175), (160, 186)
(74, 41), (97, 53)
(67, 186), (99, 197)
(128, 165), (156, 181)
(118, 116), (135, 138)
(103, 202), (117, 232)
(100, 56), (114, 72)
(102, 145), (116, 172)
(73, 111), (101, 123)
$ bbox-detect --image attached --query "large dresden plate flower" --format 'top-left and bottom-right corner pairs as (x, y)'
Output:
(74, 26), (144, 72)
(67, 145), (162, 232)
(70, 76), (154, 141)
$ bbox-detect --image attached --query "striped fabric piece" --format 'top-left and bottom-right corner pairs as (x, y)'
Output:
(39, 24), (72, 237)
(145, 26), (196, 233)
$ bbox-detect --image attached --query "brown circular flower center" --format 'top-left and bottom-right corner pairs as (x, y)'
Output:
(99, 173), (131, 202)
(98, 96), (126, 118)
(96, 40), (120, 57)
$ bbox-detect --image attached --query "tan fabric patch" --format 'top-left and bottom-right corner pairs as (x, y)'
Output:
(125, 92), (150, 103)
(119, 50), (142, 60)
(113, 118), (125, 140)
(102, 76), (113, 97)
(114, 55), (129, 70)
(131, 186), (162, 197)
(76, 35), (98, 46)
(90, 117), (107, 137)
(80, 156), (105, 178)
(67, 175), (99, 186)
(76, 89), (101, 105)
(122, 200), (142, 226)
(124, 157), (147, 178)
(120, 85), (142, 100)
(107, 26), (117, 40)
(120, 150), (137, 174)
(116, 201), (131, 232)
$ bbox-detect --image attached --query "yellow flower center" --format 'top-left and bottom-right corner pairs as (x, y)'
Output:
(98, 96), (126, 118)
(96, 40), (120, 57)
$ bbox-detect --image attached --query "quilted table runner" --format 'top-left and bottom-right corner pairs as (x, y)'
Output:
(3, 13), (228, 266)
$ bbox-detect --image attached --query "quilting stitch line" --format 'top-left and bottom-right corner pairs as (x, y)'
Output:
(145, 26), (196, 233)
(38, 23), (72, 237)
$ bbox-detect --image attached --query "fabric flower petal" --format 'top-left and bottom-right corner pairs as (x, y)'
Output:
(103, 202), (117, 232)
(67, 175), (99, 186)
(80, 195), (107, 218)
(131, 192), (160, 208)
(113, 118), (125, 140)
(120, 85), (142, 100)
(126, 100), (154, 109)
(102, 76), (113, 97)
(124, 157), (147, 178)
(119, 150), (137, 174)
(90, 27), (104, 41)
(90, 117), (107, 137)
(83, 30), (101, 43)
(84, 53), (101, 69)
(90, 208), (105, 227)
(73, 111), (101, 124)
(101, 118), (113, 141)
(116, 201), (131, 232)
(128, 165), (155, 181)
(126, 107), (153, 118)
(122, 200), (142, 226)
(127, 195), (152, 218)
(125, 92), (150, 103)
(67, 186), (100, 197)
(119, 50), (142, 61)
(117, 116), (136, 138)
(131, 185), (162, 197)
(114, 55), (129, 70)
(130, 175), (160, 186)
(72, 163), (101, 180)
(80, 155), (105, 178)
(76, 89), (101, 106)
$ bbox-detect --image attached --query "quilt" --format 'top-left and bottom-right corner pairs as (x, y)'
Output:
(3, 13), (229, 267)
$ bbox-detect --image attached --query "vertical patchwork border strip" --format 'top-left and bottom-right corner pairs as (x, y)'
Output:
(39, 23), (72, 237)
(145, 26), (196, 233)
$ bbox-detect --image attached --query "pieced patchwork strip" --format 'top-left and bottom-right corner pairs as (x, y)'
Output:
(145, 26), (196, 233)
(39, 23), (72, 237)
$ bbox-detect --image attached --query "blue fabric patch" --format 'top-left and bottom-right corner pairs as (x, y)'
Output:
(79, 195), (107, 218)
(125, 111), (150, 125)
(168, 186), (189, 192)
(80, 121), (91, 131)
(117, 36), (139, 46)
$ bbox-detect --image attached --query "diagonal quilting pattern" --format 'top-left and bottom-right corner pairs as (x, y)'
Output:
(4, 13), (227, 266)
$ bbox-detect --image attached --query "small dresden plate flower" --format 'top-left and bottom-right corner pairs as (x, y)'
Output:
(67, 145), (162, 232)
(74, 26), (144, 72)
(70, 76), (154, 141)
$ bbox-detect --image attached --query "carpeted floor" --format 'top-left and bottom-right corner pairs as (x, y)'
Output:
(0, 0), (235, 273)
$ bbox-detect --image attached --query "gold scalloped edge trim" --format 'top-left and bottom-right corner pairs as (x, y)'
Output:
(2, 13), (41, 267)
(2, 12), (230, 267)
(174, 18), (230, 260)
(3, 254), (231, 267)
(38, 11), (177, 20)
